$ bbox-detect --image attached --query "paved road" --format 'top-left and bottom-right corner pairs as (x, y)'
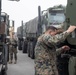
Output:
(7, 50), (35, 75)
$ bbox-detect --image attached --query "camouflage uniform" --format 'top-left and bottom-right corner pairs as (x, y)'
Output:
(35, 31), (69, 75)
(9, 39), (17, 61)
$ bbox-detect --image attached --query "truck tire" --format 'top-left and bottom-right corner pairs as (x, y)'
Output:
(30, 41), (36, 59)
(27, 42), (30, 57)
(1, 68), (7, 75)
(18, 40), (22, 50)
(69, 56), (76, 75)
(30, 42), (34, 59)
(22, 41), (27, 53)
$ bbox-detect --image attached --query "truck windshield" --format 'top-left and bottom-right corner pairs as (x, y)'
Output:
(49, 12), (65, 25)
(1, 16), (5, 22)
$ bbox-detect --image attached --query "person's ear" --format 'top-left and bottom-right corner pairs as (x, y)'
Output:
(49, 30), (52, 33)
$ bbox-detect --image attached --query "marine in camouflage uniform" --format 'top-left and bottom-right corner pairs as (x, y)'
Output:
(9, 38), (17, 64)
(34, 26), (71, 75)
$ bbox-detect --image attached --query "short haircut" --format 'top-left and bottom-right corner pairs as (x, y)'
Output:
(46, 26), (58, 31)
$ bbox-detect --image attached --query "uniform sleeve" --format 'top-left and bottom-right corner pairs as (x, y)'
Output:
(43, 31), (70, 47)
(48, 31), (70, 43)
(56, 48), (63, 55)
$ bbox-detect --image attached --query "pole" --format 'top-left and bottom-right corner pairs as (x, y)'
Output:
(21, 20), (23, 38)
(38, 6), (42, 36)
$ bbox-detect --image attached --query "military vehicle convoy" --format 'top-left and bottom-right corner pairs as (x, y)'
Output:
(0, 0), (75, 75)
(17, 5), (65, 59)
(0, 12), (10, 75)
(17, 0), (76, 74)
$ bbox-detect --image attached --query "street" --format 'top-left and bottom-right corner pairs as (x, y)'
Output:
(7, 50), (35, 75)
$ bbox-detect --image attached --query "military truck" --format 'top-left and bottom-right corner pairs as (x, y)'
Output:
(17, 21), (25, 51)
(19, 5), (65, 59)
(52, 0), (76, 75)
(16, 1), (76, 74)
(0, 12), (10, 75)
(17, 26), (23, 50)
(57, 0), (76, 75)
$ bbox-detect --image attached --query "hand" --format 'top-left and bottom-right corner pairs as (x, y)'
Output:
(67, 26), (76, 33)
(56, 29), (64, 34)
(61, 45), (70, 51)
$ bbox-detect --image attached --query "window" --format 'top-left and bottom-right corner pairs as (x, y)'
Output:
(1, 16), (4, 22)
(49, 13), (65, 24)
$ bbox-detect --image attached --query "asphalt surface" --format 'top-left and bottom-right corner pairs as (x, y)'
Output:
(7, 50), (35, 75)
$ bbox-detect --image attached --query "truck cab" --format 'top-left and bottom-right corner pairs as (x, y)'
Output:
(0, 12), (9, 75)
(56, 0), (76, 75)
(41, 5), (65, 33)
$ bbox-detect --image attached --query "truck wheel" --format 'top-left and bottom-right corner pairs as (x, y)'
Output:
(30, 42), (35, 59)
(18, 41), (22, 50)
(27, 42), (30, 57)
(1, 66), (7, 75)
(22, 41), (27, 53)
(69, 56), (76, 75)
(1, 70), (7, 75)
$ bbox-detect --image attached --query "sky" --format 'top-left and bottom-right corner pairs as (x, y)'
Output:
(2, 0), (67, 32)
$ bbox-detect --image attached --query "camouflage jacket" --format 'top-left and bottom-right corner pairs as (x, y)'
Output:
(9, 39), (17, 48)
(35, 31), (69, 75)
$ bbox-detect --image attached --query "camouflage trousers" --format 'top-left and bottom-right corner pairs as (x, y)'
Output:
(35, 61), (58, 75)
(9, 46), (17, 61)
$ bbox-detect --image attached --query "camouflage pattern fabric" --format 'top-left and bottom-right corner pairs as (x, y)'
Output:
(9, 39), (17, 60)
(35, 32), (69, 75)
